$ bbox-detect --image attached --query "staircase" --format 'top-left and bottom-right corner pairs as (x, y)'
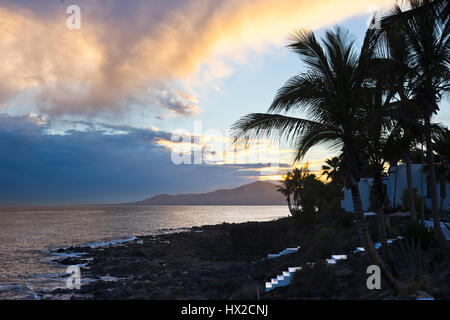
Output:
(265, 267), (302, 292)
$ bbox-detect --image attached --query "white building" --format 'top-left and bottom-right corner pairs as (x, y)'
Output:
(341, 164), (450, 212)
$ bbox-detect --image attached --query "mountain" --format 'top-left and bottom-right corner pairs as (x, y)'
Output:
(127, 181), (286, 205)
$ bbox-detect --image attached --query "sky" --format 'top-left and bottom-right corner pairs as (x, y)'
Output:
(0, 0), (448, 205)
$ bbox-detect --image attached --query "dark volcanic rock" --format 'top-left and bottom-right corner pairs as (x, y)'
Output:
(44, 216), (450, 300)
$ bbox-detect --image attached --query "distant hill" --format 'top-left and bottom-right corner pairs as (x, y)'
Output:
(126, 181), (286, 205)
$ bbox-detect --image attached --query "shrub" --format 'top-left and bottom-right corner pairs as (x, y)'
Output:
(293, 209), (316, 228)
(401, 188), (422, 213)
(291, 262), (337, 298)
(230, 222), (282, 252)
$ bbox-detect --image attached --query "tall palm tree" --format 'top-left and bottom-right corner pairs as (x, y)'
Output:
(381, 0), (450, 247)
(434, 130), (450, 215)
(374, 16), (424, 222)
(420, 127), (450, 214)
(232, 27), (402, 292)
(359, 79), (401, 275)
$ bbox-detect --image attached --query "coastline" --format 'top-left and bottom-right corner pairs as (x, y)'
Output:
(37, 216), (406, 300)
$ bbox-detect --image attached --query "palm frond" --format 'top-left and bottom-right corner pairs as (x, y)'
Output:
(268, 73), (328, 114)
(231, 113), (332, 151)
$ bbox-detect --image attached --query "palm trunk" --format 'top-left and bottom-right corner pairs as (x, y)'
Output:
(376, 207), (399, 277)
(350, 183), (402, 294)
(439, 176), (446, 216)
(420, 145), (425, 221)
(404, 150), (417, 222)
(393, 166), (398, 209)
(424, 117), (449, 248)
(372, 169), (399, 277)
(287, 197), (294, 215)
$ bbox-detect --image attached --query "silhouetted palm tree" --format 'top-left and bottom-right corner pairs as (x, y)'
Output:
(359, 78), (401, 275)
(434, 131), (450, 214)
(381, 0), (450, 247)
(321, 157), (343, 186)
(421, 127), (450, 214)
(277, 172), (295, 215)
(232, 27), (402, 292)
(374, 13), (424, 221)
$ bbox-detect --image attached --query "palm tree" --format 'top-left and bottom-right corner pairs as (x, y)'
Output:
(290, 167), (308, 211)
(359, 81), (401, 275)
(277, 172), (295, 215)
(321, 157), (343, 186)
(419, 127), (450, 214)
(381, 0), (450, 247)
(278, 166), (322, 217)
(232, 27), (402, 292)
(433, 128), (450, 214)
(373, 16), (424, 221)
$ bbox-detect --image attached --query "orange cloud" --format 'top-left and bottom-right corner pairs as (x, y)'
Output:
(0, 0), (395, 116)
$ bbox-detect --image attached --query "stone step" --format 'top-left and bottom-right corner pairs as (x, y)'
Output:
(267, 246), (301, 259)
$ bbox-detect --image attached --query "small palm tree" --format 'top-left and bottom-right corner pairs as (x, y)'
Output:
(321, 157), (343, 186)
(277, 172), (295, 215)
(278, 166), (325, 223)
(232, 27), (402, 292)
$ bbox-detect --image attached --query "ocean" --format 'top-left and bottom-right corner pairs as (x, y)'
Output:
(0, 205), (289, 299)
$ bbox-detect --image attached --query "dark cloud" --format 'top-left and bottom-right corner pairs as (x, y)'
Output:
(0, 114), (258, 205)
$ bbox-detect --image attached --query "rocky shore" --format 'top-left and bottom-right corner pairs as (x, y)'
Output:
(41, 215), (450, 300)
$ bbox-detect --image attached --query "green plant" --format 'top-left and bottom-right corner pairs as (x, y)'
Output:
(401, 188), (422, 213)
(399, 238), (422, 280)
(336, 212), (354, 228)
(402, 221), (435, 249)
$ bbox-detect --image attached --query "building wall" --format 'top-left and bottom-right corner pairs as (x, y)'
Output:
(341, 178), (373, 212)
(341, 164), (449, 213)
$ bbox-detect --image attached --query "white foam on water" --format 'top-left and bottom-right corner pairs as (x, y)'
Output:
(81, 236), (138, 248)
(52, 252), (88, 260)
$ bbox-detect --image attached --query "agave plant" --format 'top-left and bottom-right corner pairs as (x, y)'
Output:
(399, 238), (422, 279)
(403, 221), (435, 249)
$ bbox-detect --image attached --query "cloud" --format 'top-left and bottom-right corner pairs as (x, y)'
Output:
(154, 90), (201, 118)
(0, 0), (395, 117)
(0, 113), (264, 204)
(153, 128), (332, 174)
